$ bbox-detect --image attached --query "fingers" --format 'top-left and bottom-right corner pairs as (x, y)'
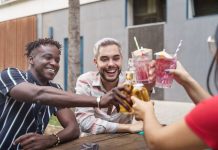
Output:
(112, 91), (131, 112)
(131, 96), (140, 104)
(115, 103), (120, 112)
(112, 87), (132, 106)
(165, 69), (175, 74)
(14, 133), (38, 150)
(14, 132), (36, 144)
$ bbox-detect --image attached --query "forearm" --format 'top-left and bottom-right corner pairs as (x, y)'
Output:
(182, 77), (211, 104)
(36, 87), (97, 107)
(77, 111), (117, 134)
(143, 108), (163, 149)
(10, 82), (97, 108)
(116, 124), (132, 133)
(55, 126), (80, 144)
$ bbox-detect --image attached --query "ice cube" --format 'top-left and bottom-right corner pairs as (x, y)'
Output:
(155, 51), (173, 59)
(132, 48), (152, 57)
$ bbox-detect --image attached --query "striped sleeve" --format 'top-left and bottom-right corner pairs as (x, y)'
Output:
(0, 68), (26, 96)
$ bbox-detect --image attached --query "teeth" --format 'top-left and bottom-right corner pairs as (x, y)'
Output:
(48, 69), (55, 73)
(107, 70), (116, 73)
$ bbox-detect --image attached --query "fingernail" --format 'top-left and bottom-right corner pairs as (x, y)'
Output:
(165, 69), (170, 74)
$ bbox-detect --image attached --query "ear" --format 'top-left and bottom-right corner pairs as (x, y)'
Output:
(29, 56), (34, 65)
(93, 58), (97, 66)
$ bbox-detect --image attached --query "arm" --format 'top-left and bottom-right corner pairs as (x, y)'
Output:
(132, 97), (208, 150)
(0, 68), (129, 109)
(76, 107), (118, 134)
(169, 61), (211, 104)
(75, 74), (142, 134)
(53, 108), (80, 144)
(9, 82), (131, 109)
(76, 107), (142, 134)
(14, 108), (80, 149)
(10, 82), (98, 107)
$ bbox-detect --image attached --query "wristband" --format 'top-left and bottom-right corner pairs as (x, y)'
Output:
(52, 133), (60, 146)
(96, 96), (101, 109)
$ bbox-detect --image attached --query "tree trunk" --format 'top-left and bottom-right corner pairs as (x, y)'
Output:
(68, 0), (80, 92)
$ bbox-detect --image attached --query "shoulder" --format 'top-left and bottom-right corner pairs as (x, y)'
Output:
(185, 97), (218, 149)
(1, 67), (25, 76)
(78, 71), (98, 78)
(186, 97), (218, 119)
(0, 67), (27, 81)
(77, 71), (98, 83)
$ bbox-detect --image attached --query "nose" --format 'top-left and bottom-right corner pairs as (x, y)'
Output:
(108, 59), (115, 66)
(50, 59), (59, 66)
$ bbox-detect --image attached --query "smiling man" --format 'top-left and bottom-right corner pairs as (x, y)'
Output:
(75, 38), (145, 135)
(0, 38), (128, 150)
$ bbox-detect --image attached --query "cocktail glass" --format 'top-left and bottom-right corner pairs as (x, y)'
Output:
(132, 48), (152, 84)
(155, 52), (177, 88)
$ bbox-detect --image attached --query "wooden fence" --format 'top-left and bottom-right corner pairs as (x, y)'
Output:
(0, 15), (36, 71)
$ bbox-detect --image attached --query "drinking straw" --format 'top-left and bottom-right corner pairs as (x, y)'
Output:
(174, 40), (183, 57)
(134, 36), (140, 50)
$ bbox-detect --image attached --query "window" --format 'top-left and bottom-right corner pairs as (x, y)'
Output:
(189, 0), (218, 18)
(133, 0), (166, 25)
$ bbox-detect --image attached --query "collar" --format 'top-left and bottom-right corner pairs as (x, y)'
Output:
(27, 71), (51, 86)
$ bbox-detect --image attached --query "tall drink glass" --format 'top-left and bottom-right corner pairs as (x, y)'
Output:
(132, 48), (152, 84)
(155, 52), (177, 88)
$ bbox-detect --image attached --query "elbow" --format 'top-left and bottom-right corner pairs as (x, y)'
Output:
(145, 134), (163, 150)
(146, 139), (159, 150)
(71, 123), (80, 140)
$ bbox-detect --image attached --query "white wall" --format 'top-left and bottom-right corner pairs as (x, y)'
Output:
(0, 0), (103, 22)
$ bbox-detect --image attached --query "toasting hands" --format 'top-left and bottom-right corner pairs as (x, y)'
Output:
(100, 86), (133, 112)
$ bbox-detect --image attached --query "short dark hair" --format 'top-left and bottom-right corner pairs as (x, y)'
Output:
(25, 38), (62, 57)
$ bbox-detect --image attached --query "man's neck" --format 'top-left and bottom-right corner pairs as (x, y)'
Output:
(29, 69), (49, 86)
(101, 79), (119, 92)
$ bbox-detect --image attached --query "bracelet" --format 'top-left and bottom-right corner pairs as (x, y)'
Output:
(52, 133), (60, 146)
(96, 96), (101, 109)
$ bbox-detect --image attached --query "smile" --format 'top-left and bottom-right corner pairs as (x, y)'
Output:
(47, 68), (55, 73)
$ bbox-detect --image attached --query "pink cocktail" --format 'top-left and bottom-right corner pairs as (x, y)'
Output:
(132, 48), (152, 84)
(134, 59), (150, 82)
(155, 56), (176, 88)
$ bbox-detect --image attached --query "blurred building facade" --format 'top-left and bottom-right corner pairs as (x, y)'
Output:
(0, 0), (218, 102)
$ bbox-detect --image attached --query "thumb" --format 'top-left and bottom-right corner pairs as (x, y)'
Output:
(131, 96), (139, 104)
(165, 68), (175, 74)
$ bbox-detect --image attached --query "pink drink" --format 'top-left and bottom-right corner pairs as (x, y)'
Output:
(155, 57), (176, 88)
(134, 58), (150, 83)
(132, 48), (152, 84)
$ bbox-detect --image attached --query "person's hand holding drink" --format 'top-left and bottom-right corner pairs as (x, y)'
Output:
(155, 50), (177, 88)
(119, 82), (150, 113)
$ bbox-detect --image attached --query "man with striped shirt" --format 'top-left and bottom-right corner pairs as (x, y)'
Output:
(0, 38), (129, 149)
(75, 38), (155, 135)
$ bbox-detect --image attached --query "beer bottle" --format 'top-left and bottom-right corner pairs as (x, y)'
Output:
(132, 83), (150, 101)
(119, 58), (136, 113)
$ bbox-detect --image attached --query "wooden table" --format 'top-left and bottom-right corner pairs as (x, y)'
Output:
(48, 133), (149, 150)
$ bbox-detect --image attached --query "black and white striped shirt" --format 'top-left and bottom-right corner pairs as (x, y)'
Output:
(0, 68), (61, 150)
